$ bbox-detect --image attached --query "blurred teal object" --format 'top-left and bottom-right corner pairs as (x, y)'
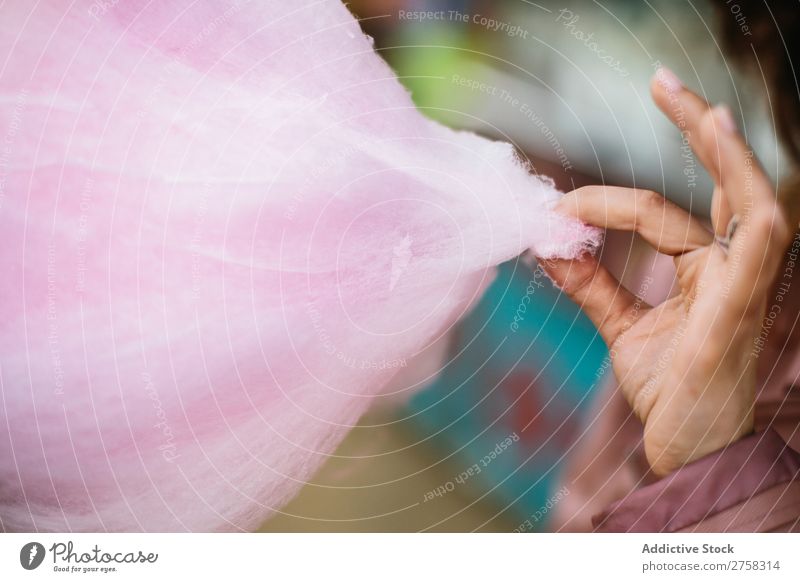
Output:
(387, 1), (609, 529)
(403, 259), (608, 529)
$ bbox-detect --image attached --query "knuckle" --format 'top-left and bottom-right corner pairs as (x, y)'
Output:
(698, 106), (724, 145)
(698, 106), (718, 137)
(750, 205), (788, 240)
(560, 266), (595, 297)
(636, 189), (665, 209)
(633, 189), (666, 226)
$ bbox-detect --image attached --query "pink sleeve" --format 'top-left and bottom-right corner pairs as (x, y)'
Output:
(592, 430), (800, 532)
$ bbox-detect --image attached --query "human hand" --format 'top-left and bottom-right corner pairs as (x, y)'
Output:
(541, 68), (798, 476)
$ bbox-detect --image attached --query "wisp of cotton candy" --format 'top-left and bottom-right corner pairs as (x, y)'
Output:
(0, 0), (601, 531)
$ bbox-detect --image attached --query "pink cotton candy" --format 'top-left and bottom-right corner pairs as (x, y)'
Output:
(0, 0), (601, 531)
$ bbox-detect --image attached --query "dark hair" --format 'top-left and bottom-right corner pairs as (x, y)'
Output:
(715, 1), (800, 167)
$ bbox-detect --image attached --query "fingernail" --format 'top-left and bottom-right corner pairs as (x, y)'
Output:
(714, 104), (737, 133)
(655, 66), (682, 93)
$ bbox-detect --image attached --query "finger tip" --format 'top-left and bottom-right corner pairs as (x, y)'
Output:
(649, 72), (663, 93)
(649, 77), (672, 114)
(553, 192), (578, 216)
(652, 66), (683, 95)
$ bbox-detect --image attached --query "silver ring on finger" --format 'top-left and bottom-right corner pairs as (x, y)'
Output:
(714, 213), (740, 255)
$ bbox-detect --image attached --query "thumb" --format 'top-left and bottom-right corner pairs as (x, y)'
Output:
(539, 254), (644, 346)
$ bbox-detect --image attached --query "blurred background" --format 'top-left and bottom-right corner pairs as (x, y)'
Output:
(260, 0), (786, 532)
